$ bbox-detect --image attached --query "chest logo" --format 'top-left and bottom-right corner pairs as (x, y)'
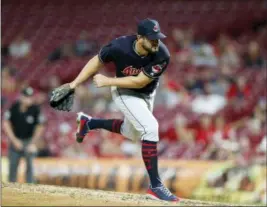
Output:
(26, 116), (34, 124)
(122, 66), (142, 76)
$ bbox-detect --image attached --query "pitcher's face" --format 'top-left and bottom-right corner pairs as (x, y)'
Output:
(141, 37), (159, 53)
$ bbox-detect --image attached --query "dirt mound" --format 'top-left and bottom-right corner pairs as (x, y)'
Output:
(1, 182), (242, 206)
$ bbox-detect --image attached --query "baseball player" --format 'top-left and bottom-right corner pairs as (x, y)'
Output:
(50, 18), (179, 202)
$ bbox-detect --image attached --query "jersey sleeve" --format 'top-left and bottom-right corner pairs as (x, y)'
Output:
(4, 110), (11, 120)
(142, 58), (169, 79)
(4, 103), (15, 120)
(98, 42), (117, 63)
(35, 106), (46, 125)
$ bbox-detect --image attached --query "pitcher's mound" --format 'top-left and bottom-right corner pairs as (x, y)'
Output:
(2, 182), (237, 206)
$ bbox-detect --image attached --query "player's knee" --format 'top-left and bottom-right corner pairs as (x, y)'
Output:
(142, 120), (159, 142)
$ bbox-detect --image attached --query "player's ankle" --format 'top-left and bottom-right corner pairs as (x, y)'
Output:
(151, 182), (162, 188)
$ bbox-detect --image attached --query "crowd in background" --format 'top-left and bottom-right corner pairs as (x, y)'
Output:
(1, 24), (266, 167)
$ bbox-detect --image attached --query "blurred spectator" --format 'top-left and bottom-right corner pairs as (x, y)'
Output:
(243, 41), (265, 68)
(194, 115), (213, 146)
(235, 136), (253, 167)
(99, 130), (124, 157)
(72, 84), (92, 112)
(160, 76), (190, 109)
(251, 103), (266, 128)
(172, 28), (185, 51)
(120, 140), (141, 158)
(202, 116), (237, 160)
(220, 63), (237, 77)
(208, 76), (230, 96)
(185, 67), (217, 95)
(9, 35), (31, 58)
(175, 41), (194, 66)
(192, 82), (226, 114)
(46, 75), (61, 91)
(219, 44), (240, 69)
(172, 28), (194, 66)
(226, 76), (251, 104)
(163, 114), (194, 144)
(74, 31), (98, 57)
(57, 122), (72, 144)
(47, 42), (74, 62)
(213, 116), (235, 143)
(193, 41), (218, 67)
(2, 67), (17, 95)
(184, 71), (209, 94)
(58, 122), (95, 158)
(257, 97), (267, 123)
(255, 135), (266, 165)
(215, 34), (229, 57)
(62, 142), (90, 159)
(245, 117), (264, 150)
(87, 81), (113, 114)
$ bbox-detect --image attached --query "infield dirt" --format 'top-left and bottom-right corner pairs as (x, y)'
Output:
(1, 182), (250, 206)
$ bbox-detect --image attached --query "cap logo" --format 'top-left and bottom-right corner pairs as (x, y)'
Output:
(153, 25), (159, 32)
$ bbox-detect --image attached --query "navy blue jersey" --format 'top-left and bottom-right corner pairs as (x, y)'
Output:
(98, 35), (170, 94)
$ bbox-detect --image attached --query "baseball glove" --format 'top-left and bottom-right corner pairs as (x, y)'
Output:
(49, 83), (75, 112)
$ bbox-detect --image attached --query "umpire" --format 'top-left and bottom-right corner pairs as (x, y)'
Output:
(3, 86), (45, 183)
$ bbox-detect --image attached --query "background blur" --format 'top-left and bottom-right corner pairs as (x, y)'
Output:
(1, 0), (266, 205)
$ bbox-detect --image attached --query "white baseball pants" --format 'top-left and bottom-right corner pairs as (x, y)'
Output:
(111, 86), (159, 142)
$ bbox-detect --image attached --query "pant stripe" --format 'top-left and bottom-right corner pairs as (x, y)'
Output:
(116, 89), (147, 138)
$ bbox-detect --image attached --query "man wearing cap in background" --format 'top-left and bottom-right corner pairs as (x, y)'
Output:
(3, 86), (45, 183)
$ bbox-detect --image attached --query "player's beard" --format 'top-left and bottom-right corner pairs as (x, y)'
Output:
(142, 41), (159, 54)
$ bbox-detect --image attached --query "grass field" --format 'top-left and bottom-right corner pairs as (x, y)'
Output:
(1, 182), (256, 206)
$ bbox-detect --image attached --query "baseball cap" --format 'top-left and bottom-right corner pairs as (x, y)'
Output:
(137, 18), (166, 40)
(21, 86), (34, 97)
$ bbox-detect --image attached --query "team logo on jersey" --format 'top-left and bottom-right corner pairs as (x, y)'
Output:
(153, 25), (159, 32)
(122, 66), (142, 76)
(151, 62), (166, 73)
(26, 115), (34, 124)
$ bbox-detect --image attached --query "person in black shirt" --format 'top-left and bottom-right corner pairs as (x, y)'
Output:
(58, 18), (179, 201)
(3, 86), (45, 183)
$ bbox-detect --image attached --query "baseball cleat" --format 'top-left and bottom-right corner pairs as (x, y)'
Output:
(76, 112), (91, 143)
(147, 184), (180, 202)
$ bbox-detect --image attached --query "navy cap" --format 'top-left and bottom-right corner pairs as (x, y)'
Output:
(21, 86), (34, 97)
(137, 18), (166, 40)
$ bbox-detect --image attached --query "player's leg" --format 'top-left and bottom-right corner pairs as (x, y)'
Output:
(8, 146), (22, 182)
(76, 88), (178, 201)
(24, 144), (36, 183)
(141, 93), (179, 201)
(112, 89), (178, 201)
(77, 87), (162, 188)
(76, 112), (124, 142)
